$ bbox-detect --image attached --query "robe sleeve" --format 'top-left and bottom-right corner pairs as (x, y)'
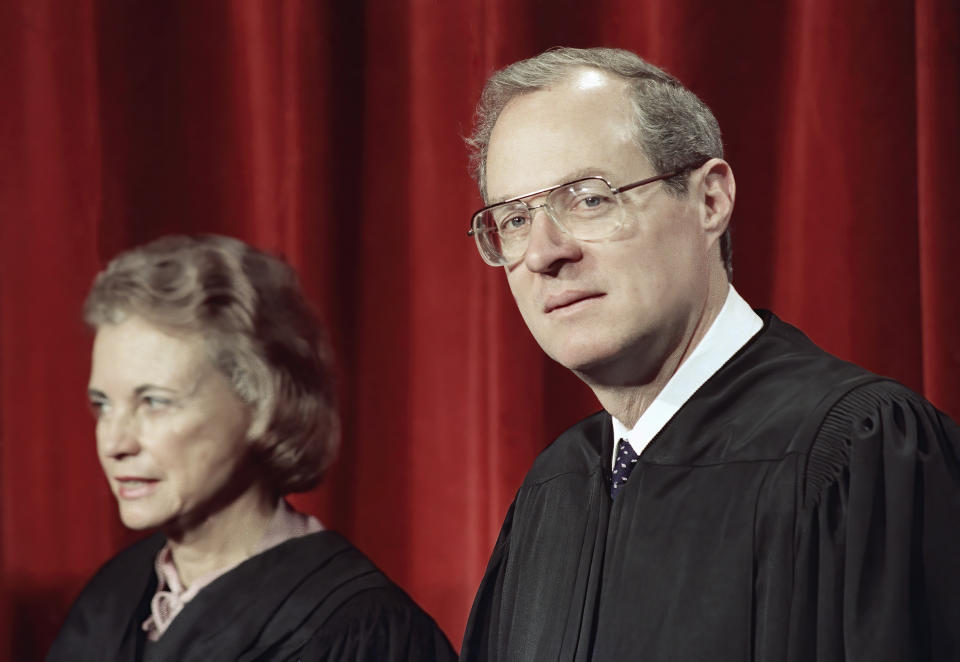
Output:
(46, 534), (162, 662)
(790, 381), (960, 662)
(292, 584), (457, 662)
(459, 501), (516, 662)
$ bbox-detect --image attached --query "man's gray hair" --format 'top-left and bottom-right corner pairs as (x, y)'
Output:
(467, 47), (732, 278)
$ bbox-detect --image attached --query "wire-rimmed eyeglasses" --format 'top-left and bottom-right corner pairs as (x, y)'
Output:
(467, 164), (703, 266)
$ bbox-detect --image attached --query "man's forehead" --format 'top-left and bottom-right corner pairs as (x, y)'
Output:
(484, 77), (645, 201)
(492, 69), (633, 130)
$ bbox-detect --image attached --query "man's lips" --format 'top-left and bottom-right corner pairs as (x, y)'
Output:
(543, 291), (605, 314)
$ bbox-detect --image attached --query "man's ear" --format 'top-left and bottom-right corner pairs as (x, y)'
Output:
(697, 158), (735, 240)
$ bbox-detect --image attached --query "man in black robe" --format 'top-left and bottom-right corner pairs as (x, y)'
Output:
(460, 47), (960, 661)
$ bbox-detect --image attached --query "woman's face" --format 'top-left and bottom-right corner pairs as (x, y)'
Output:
(88, 314), (253, 532)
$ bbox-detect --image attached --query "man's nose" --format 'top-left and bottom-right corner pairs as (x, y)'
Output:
(98, 411), (141, 459)
(521, 207), (583, 274)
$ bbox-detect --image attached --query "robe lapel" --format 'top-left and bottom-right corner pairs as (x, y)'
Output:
(144, 531), (358, 661)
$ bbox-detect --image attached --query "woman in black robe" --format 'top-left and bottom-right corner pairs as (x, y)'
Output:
(47, 235), (456, 661)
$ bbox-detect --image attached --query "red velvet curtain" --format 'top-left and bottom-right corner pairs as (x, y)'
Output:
(1, 1), (957, 658)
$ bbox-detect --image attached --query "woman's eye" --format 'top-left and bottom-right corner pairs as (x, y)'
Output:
(142, 395), (173, 410)
(88, 400), (109, 418)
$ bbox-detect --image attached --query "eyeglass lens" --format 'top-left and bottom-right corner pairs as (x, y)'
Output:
(476, 178), (624, 264)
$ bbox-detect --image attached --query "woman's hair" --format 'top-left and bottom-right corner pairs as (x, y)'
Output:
(84, 234), (338, 494)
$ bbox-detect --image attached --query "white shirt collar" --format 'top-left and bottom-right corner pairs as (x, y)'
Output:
(611, 284), (762, 467)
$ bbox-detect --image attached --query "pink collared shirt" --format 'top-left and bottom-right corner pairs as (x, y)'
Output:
(142, 501), (323, 640)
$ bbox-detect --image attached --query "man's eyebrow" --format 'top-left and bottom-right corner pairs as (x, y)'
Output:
(564, 167), (616, 182)
(491, 167), (616, 204)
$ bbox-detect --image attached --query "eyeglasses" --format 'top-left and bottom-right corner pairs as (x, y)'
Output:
(467, 166), (700, 266)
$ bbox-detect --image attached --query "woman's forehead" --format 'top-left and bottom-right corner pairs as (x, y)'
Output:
(90, 315), (210, 392)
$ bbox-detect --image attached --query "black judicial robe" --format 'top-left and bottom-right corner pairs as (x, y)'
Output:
(48, 531), (456, 661)
(461, 312), (960, 662)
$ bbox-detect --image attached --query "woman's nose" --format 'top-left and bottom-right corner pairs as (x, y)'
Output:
(97, 411), (141, 459)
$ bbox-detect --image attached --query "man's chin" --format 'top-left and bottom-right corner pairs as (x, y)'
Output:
(554, 343), (664, 389)
(548, 345), (619, 379)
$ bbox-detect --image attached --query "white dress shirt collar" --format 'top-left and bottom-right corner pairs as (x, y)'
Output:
(611, 284), (762, 467)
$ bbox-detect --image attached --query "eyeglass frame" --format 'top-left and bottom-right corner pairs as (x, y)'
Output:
(467, 161), (707, 266)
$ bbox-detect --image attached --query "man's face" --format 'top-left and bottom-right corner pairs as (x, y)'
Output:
(485, 70), (718, 386)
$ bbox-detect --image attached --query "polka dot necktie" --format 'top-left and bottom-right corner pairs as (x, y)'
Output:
(610, 437), (639, 499)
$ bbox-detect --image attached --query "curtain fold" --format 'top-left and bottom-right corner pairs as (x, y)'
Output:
(915, 0), (960, 412)
(1, 1), (957, 658)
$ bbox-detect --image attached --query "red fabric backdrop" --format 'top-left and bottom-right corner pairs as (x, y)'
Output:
(1, 1), (958, 658)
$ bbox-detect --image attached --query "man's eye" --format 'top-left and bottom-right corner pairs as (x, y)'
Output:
(572, 194), (613, 211)
(499, 215), (529, 233)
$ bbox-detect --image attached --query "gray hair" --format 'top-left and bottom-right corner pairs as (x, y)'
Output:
(84, 234), (339, 495)
(467, 47), (732, 278)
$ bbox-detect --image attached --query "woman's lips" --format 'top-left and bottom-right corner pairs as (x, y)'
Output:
(115, 477), (159, 499)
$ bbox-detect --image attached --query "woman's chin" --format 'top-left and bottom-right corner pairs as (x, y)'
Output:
(116, 501), (170, 531)
(118, 513), (161, 531)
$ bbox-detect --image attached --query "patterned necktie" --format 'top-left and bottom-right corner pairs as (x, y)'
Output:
(610, 437), (639, 499)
